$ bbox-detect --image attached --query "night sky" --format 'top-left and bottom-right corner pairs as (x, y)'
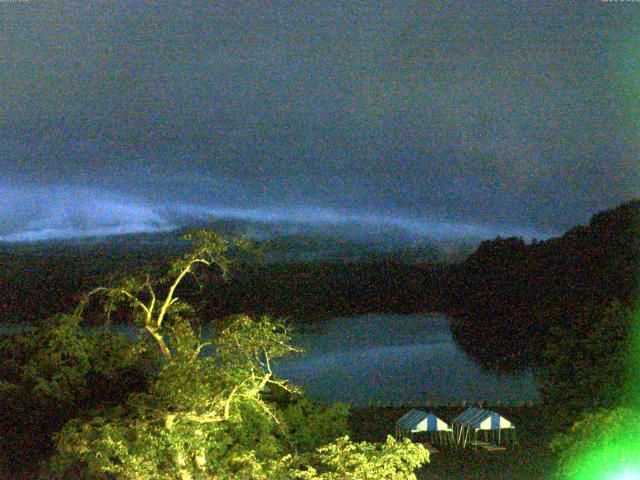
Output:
(1, 1), (638, 241)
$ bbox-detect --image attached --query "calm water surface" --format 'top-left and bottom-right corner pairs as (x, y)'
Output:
(1, 313), (538, 406)
(271, 313), (538, 405)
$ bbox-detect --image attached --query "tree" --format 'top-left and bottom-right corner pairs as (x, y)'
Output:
(279, 435), (430, 480)
(0, 314), (147, 474)
(537, 300), (637, 427)
(281, 398), (350, 453)
(49, 315), (299, 479)
(41, 231), (429, 479)
(49, 315), (430, 480)
(78, 231), (251, 359)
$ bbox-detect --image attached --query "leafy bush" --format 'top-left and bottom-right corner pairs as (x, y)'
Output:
(0, 314), (149, 473)
(282, 398), (350, 453)
(280, 435), (430, 480)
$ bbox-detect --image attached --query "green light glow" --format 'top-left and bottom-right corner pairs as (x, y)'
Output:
(562, 430), (640, 480)
(556, 307), (640, 479)
(610, 469), (640, 480)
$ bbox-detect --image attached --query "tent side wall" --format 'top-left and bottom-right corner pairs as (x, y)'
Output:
(451, 408), (517, 449)
(395, 410), (455, 447)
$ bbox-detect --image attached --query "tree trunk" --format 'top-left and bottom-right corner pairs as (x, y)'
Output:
(146, 326), (171, 359)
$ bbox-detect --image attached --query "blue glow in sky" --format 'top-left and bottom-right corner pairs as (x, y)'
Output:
(0, 183), (551, 243)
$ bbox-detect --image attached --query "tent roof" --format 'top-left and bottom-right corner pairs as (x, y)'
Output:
(452, 407), (514, 430)
(396, 409), (452, 433)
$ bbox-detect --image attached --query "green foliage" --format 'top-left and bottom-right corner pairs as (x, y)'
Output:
(279, 435), (430, 480)
(0, 314), (148, 473)
(551, 407), (640, 479)
(449, 199), (640, 370)
(2, 231), (431, 479)
(47, 316), (290, 479)
(51, 405), (286, 480)
(537, 301), (636, 426)
(76, 230), (259, 361)
(5, 314), (91, 403)
(170, 230), (234, 279)
(545, 301), (640, 478)
(0, 314), (145, 405)
(49, 317), (429, 480)
(282, 398), (350, 453)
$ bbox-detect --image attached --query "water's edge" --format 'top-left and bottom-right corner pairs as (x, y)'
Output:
(0, 313), (538, 406)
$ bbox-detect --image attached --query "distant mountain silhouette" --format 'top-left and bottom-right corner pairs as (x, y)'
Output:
(447, 199), (640, 370)
(2, 199), (637, 365)
(0, 225), (455, 324)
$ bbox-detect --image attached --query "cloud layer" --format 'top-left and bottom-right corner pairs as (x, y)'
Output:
(0, 185), (173, 242)
(0, 184), (551, 243)
(0, 2), (637, 234)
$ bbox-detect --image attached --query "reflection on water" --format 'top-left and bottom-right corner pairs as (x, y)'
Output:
(271, 313), (538, 405)
(0, 313), (538, 406)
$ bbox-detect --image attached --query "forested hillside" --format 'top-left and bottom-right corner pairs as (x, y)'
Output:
(447, 199), (640, 370)
(0, 235), (450, 324)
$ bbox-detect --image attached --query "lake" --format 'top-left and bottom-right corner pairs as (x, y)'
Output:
(0, 313), (538, 406)
(271, 313), (538, 406)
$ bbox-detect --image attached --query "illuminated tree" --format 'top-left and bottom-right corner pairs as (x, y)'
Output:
(45, 231), (430, 479)
(78, 231), (251, 359)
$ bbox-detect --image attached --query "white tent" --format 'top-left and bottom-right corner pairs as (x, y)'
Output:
(395, 409), (455, 447)
(451, 407), (517, 449)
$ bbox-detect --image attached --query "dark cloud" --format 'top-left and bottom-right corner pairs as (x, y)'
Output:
(0, 1), (638, 239)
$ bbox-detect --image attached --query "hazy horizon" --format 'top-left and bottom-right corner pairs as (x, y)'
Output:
(0, 182), (554, 244)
